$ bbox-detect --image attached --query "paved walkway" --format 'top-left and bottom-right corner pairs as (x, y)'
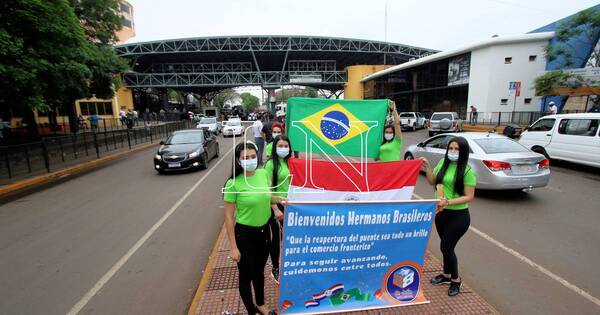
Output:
(190, 228), (499, 315)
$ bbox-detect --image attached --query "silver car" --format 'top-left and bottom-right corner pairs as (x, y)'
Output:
(428, 112), (463, 137)
(404, 132), (550, 190)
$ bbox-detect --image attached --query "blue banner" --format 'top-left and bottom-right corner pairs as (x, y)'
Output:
(279, 201), (437, 314)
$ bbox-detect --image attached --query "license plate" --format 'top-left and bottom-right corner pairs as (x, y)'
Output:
(512, 164), (535, 174)
(168, 163), (181, 168)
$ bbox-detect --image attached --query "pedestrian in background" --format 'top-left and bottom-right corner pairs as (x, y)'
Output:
(223, 142), (281, 315)
(264, 122), (284, 160)
(420, 136), (476, 297)
(378, 100), (403, 162)
(470, 105), (478, 125)
(252, 115), (265, 165)
(548, 101), (558, 115)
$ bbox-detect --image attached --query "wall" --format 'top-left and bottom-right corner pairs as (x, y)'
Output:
(467, 39), (548, 115)
(345, 65), (391, 100)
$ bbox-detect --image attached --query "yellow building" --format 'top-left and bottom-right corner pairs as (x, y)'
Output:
(344, 65), (392, 100)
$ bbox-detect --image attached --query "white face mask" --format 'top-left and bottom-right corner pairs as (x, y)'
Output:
(276, 147), (289, 158)
(272, 132), (281, 139)
(384, 133), (394, 141)
(447, 152), (459, 161)
(240, 158), (258, 171)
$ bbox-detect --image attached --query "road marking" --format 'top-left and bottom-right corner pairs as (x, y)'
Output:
(67, 146), (235, 315)
(414, 193), (600, 308)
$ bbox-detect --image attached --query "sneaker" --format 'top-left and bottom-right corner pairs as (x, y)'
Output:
(430, 274), (451, 285)
(448, 281), (462, 296)
(271, 268), (280, 284)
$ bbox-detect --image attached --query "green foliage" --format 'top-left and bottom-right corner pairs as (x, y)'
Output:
(212, 89), (239, 108)
(70, 0), (123, 45)
(533, 71), (574, 95)
(276, 87), (319, 102)
(240, 92), (259, 111)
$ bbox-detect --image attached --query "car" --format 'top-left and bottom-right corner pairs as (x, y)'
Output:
(519, 113), (600, 168)
(222, 119), (244, 137)
(196, 117), (221, 134)
(428, 112), (463, 136)
(154, 129), (219, 173)
(399, 112), (426, 131)
(404, 132), (550, 190)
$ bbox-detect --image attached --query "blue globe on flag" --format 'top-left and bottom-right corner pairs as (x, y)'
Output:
(320, 111), (350, 140)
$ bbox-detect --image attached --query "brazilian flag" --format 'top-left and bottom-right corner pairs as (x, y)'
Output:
(286, 98), (388, 158)
(329, 288), (371, 306)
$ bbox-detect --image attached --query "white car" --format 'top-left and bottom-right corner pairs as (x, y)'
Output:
(519, 113), (600, 168)
(222, 119), (244, 137)
(399, 112), (426, 131)
(196, 117), (220, 134)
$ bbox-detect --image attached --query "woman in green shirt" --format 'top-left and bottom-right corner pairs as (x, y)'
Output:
(223, 142), (283, 315)
(263, 135), (292, 284)
(421, 136), (476, 297)
(378, 101), (403, 162)
(264, 123), (284, 160)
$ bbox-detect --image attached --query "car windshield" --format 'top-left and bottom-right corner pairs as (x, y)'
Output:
(400, 113), (414, 118)
(431, 114), (452, 120)
(474, 138), (529, 154)
(226, 121), (241, 126)
(166, 132), (203, 144)
(200, 118), (216, 124)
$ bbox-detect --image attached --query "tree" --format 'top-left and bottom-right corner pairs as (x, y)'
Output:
(70, 0), (123, 45)
(240, 92), (259, 111)
(275, 86), (319, 102)
(212, 89), (239, 108)
(545, 8), (600, 68)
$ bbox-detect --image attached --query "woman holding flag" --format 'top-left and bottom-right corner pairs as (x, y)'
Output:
(264, 134), (292, 284)
(420, 137), (476, 297)
(223, 142), (283, 315)
(378, 100), (403, 162)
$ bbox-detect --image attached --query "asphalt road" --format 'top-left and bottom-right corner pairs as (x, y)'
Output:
(0, 128), (599, 315)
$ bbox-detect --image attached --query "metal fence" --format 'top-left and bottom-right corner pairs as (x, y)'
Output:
(0, 120), (193, 182)
(466, 110), (586, 126)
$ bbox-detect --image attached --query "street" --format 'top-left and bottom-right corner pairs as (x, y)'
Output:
(0, 129), (599, 314)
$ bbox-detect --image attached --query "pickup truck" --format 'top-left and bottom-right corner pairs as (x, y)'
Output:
(399, 112), (426, 131)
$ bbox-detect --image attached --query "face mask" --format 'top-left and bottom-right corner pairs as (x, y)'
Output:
(384, 133), (394, 141)
(447, 152), (459, 162)
(276, 147), (289, 158)
(272, 132), (281, 139)
(239, 158), (258, 172)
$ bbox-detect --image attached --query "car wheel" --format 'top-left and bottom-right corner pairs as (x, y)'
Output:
(412, 124), (417, 132)
(200, 152), (209, 169)
(531, 146), (549, 159)
(404, 152), (414, 160)
(429, 131), (435, 137)
(215, 145), (220, 158)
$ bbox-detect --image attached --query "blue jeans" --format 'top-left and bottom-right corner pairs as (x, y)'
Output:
(254, 137), (265, 164)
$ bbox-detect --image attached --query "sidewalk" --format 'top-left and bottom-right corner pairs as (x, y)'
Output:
(189, 227), (499, 315)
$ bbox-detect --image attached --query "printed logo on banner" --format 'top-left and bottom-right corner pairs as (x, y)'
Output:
(382, 262), (422, 303)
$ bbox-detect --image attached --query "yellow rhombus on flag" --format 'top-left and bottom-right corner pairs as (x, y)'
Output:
(299, 103), (370, 147)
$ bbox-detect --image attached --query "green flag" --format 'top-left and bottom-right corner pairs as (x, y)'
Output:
(286, 97), (388, 158)
(329, 288), (371, 306)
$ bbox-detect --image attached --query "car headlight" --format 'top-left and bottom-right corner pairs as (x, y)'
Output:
(189, 151), (199, 159)
(155, 154), (162, 161)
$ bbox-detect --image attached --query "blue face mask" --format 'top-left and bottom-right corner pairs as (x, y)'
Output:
(276, 147), (289, 158)
(447, 152), (459, 162)
(240, 158), (258, 171)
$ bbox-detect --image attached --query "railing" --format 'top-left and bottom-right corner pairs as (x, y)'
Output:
(0, 120), (193, 183)
(466, 110), (586, 126)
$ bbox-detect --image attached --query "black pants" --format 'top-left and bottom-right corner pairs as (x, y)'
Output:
(235, 223), (270, 314)
(268, 204), (284, 270)
(434, 209), (470, 279)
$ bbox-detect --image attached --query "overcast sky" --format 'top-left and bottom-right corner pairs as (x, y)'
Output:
(126, 0), (599, 51)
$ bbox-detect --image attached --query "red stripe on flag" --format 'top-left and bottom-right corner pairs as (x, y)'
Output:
(288, 158), (421, 192)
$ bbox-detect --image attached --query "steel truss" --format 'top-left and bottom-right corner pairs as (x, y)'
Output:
(149, 62), (253, 73)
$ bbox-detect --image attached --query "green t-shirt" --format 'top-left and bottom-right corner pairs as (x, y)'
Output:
(265, 142), (273, 158)
(379, 138), (403, 162)
(433, 160), (477, 210)
(264, 158), (290, 197)
(223, 169), (271, 226)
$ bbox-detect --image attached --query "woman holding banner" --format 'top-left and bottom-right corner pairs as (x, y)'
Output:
(420, 137), (476, 297)
(378, 101), (403, 162)
(264, 135), (292, 284)
(223, 142), (283, 315)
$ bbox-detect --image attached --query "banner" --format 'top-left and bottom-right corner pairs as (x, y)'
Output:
(279, 201), (437, 314)
(286, 98), (388, 158)
(287, 158), (422, 202)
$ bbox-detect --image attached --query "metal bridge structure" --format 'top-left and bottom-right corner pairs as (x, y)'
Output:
(115, 35), (437, 94)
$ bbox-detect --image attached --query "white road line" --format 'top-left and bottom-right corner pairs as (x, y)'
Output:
(66, 146), (235, 315)
(413, 193), (600, 308)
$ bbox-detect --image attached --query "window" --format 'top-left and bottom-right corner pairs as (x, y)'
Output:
(529, 55), (537, 62)
(120, 3), (130, 14)
(121, 18), (132, 28)
(529, 118), (556, 132)
(505, 57), (512, 64)
(424, 136), (449, 149)
(166, 132), (204, 144)
(500, 99), (508, 105)
(474, 138), (529, 154)
(80, 101), (112, 115)
(524, 98), (532, 104)
(430, 113), (452, 121)
(558, 119), (599, 136)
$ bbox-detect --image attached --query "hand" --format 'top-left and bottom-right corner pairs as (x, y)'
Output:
(230, 247), (241, 263)
(279, 197), (288, 205)
(275, 209), (284, 221)
(388, 100), (396, 111)
(419, 157), (431, 170)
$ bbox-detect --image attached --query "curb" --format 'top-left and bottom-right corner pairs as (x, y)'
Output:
(462, 125), (505, 133)
(187, 225), (226, 315)
(0, 142), (159, 198)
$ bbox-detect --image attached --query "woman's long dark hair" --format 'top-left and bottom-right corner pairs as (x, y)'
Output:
(382, 124), (395, 145)
(269, 135), (292, 190)
(224, 142), (257, 186)
(435, 137), (470, 196)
